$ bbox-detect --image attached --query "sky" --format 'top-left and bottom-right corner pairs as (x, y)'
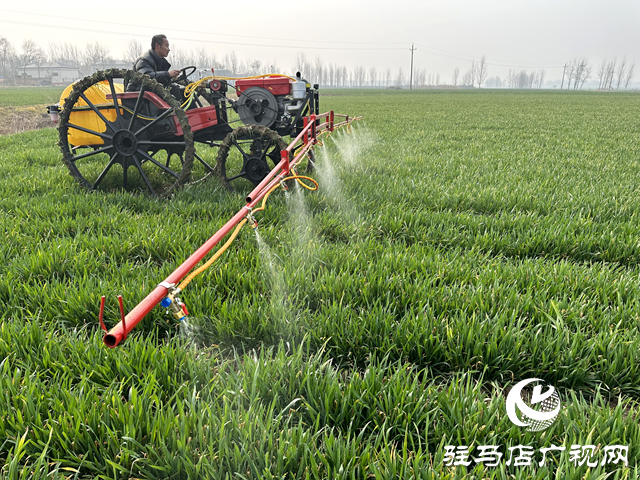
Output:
(1, 0), (639, 83)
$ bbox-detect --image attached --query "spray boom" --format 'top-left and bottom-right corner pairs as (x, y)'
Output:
(100, 111), (362, 347)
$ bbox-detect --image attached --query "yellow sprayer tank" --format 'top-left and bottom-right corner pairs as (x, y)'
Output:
(60, 80), (124, 146)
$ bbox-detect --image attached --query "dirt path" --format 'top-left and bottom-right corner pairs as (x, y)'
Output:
(0, 105), (54, 136)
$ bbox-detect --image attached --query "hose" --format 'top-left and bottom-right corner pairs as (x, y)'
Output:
(177, 218), (248, 291)
(175, 175), (318, 293)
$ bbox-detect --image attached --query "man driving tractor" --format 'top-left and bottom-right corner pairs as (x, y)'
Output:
(127, 34), (185, 101)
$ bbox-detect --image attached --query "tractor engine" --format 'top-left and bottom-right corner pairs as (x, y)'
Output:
(234, 73), (317, 133)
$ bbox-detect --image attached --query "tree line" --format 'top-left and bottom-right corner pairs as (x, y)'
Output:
(0, 35), (635, 90)
(560, 57), (635, 90)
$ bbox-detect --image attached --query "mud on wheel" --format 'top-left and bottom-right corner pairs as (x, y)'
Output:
(216, 125), (289, 191)
(57, 68), (194, 197)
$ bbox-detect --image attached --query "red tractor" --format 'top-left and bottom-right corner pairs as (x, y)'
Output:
(48, 68), (320, 196)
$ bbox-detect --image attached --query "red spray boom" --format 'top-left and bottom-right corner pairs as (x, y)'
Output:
(101, 111), (362, 347)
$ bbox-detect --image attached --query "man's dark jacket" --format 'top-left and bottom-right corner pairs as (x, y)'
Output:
(127, 49), (172, 90)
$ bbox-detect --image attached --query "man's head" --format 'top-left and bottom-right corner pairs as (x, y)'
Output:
(152, 34), (170, 58)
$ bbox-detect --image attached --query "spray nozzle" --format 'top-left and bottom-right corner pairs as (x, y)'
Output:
(160, 286), (187, 321)
(244, 206), (258, 229)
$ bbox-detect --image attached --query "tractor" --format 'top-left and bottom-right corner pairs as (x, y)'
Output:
(45, 67), (362, 347)
(48, 67), (320, 196)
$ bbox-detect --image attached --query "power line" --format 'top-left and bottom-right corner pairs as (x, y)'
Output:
(0, 9), (565, 69)
(414, 43), (564, 69)
(0, 19), (406, 51)
(0, 9), (406, 48)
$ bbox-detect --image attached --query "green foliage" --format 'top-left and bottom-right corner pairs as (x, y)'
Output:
(0, 89), (639, 477)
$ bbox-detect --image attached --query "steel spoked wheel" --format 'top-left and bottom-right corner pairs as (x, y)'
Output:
(216, 125), (288, 191)
(57, 68), (194, 197)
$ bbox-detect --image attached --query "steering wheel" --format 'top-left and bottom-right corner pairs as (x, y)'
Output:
(173, 66), (197, 84)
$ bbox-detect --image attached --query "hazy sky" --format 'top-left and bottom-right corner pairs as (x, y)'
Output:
(1, 0), (639, 82)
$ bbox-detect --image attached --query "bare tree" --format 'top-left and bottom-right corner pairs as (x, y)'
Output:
(83, 42), (111, 71)
(565, 60), (575, 89)
(470, 60), (476, 87)
(237, 60), (248, 76)
(506, 69), (536, 89)
(34, 47), (46, 80)
(223, 51), (239, 74)
(573, 59), (591, 89)
(452, 67), (459, 86)
(47, 41), (63, 64)
(369, 66), (377, 87)
(385, 68), (392, 87)
(171, 47), (194, 71)
(336, 65), (345, 87)
(562, 58), (591, 90)
(124, 39), (143, 65)
(313, 56), (324, 85)
(65, 43), (81, 68)
(596, 59), (607, 90)
(395, 67), (405, 87)
(537, 69), (546, 88)
(581, 64), (592, 89)
(196, 47), (217, 70)
(48, 41), (81, 68)
(461, 69), (472, 86)
(294, 51), (309, 76)
(624, 62), (635, 90)
(615, 56), (627, 90)
(605, 58), (616, 90)
(417, 68), (426, 87)
(95, 42), (111, 66)
(352, 66), (364, 87)
(485, 76), (503, 88)
(475, 55), (488, 88)
(247, 59), (262, 76)
(0, 36), (16, 82)
(18, 39), (43, 84)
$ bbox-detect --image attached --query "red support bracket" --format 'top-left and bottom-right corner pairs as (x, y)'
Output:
(281, 149), (290, 174)
(310, 113), (317, 144)
(98, 296), (107, 332)
(329, 110), (334, 132)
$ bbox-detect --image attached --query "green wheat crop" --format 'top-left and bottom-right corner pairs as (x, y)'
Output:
(0, 88), (638, 478)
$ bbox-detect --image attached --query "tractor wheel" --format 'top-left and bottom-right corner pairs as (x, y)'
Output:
(57, 68), (194, 197)
(215, 125), (288, 192)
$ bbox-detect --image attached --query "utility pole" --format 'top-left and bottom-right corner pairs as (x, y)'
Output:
(409, 43), (416, 90)
(560, 64), (567, 90)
